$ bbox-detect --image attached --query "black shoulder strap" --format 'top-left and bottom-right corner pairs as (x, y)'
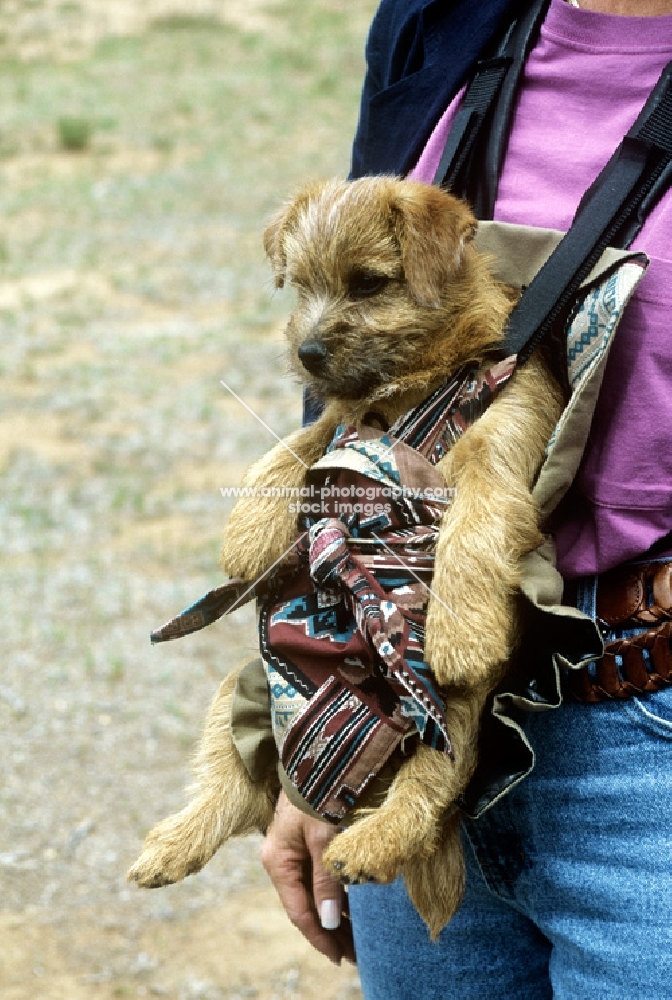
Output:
(433, 0), (672, 366)
(504, 61), (672, 362)
(434, 0), (551, 219)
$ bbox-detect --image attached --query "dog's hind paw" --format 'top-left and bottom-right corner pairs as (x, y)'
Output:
(322, 812), (434, 886)
(127, 809), (218, 889)
(127, 849), (205, 888)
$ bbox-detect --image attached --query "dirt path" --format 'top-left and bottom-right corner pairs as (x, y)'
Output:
(1, 888), (361, 999)
(0, 1), (377, 996)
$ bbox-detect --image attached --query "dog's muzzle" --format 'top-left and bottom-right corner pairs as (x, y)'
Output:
(298, 339), (328, 375)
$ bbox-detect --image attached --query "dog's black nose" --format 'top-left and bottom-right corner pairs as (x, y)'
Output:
(298, 339), (328, 375)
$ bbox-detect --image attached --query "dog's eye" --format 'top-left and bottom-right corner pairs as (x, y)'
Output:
(347, 271), (390, 299)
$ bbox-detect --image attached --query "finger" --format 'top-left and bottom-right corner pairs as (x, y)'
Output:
(304, 826), (356, 964)
(261, 794), (346, 964)
(303, 822), (342, 927)
(263, 841), (346, 964)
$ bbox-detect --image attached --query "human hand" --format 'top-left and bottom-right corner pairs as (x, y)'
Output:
(261, 790), (355, 965)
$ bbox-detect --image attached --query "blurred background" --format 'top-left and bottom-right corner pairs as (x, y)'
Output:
(0, 2), (377, 996)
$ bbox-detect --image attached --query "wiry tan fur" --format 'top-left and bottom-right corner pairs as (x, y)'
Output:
(128, 177), (563, 938)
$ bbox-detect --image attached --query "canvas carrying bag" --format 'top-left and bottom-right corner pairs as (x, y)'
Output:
(228, 227), (648, 821)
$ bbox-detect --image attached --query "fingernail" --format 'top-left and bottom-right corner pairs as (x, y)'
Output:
(320, 899), (341, 930)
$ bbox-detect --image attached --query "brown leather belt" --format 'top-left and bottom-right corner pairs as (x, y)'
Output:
(563, 561), (672, 703)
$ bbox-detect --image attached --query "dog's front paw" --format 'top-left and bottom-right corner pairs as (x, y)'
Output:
(127, 804), (220, 888)
(425, 594), (512, 688)
(322, 811), (436, 886)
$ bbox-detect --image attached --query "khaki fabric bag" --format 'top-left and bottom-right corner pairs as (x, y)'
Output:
(230, 221), (649, 818)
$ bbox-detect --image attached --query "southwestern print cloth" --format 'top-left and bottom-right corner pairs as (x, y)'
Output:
(151, 356), (517, 823)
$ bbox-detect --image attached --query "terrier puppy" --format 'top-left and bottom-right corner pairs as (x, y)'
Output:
(128, 177), (563, 937)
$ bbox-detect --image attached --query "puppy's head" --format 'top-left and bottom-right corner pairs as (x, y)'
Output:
(264, 177), (500, 401)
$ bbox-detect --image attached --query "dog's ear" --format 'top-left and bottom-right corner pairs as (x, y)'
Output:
(263, 186), (319, 289)
(390, 185), (477, 308)
(263, 207), (289, 289)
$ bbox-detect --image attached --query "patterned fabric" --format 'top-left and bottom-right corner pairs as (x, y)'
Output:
(261, 452), (451, 823)
(546, 261), (643, 454)
(150, 578), (262, 643)
(151, 356), (517, 823)
(389, 356), (517, 464)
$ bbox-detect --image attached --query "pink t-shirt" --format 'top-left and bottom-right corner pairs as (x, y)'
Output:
(410, 0), (672, 577)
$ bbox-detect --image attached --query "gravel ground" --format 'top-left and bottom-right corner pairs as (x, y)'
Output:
(0, 2), (375, 996)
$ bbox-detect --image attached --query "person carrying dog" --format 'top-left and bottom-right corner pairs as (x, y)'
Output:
(261, 0), (672, 996)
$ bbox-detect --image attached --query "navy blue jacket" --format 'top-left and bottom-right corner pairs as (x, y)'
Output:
(350, 0), (527, 178)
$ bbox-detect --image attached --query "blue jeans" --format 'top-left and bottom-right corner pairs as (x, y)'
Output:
(349, 578), (672, 998)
